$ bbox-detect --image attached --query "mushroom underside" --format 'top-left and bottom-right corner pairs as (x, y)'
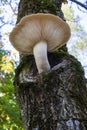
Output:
(9, 13), (71, 73)
(10, 15), (70, 54)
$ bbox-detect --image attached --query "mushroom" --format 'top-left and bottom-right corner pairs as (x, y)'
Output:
(9, 13), (71, 74)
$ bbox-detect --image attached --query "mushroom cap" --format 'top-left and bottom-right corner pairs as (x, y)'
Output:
(9, 13), (71, 54)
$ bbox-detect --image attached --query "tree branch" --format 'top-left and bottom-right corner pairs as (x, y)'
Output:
(69, 0), (87, 10)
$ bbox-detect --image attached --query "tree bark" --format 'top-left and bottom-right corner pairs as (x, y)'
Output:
(14, 0), (87, 130)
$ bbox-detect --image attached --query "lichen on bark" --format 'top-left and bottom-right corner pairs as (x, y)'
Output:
(14, 0), (87, 130)
(14, 51), (87, 130)
(17, 0), (66, 23)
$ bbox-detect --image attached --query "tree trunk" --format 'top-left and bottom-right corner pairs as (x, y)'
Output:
(14, 0), (87, 130)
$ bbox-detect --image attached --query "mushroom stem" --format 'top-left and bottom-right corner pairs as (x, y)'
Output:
(33, 41), (51, 74)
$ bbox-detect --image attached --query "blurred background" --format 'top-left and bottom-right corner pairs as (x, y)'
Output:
(0, 0), (87, 129)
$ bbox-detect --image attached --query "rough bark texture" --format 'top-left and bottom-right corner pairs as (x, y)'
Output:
(15, 52), (87, 130)
(17, 0), (66, 23)
(14, 0), (87, 130)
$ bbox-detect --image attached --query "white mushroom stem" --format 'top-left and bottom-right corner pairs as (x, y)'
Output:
(33, 41), (51, 74)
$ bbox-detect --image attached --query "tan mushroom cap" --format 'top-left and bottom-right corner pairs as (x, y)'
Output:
(9, 13), (71, 54)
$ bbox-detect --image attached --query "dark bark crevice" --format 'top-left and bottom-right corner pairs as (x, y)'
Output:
(14, 0), (87, 129)
(14, 51), (87, 130)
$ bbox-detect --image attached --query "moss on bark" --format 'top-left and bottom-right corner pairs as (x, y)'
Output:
(14, 51), (87, 130)
(14, 0), (87, 129)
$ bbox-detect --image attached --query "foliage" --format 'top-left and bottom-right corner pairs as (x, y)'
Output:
(0, 0), (87, 129)
(62, 4), (87, 57)
(1, 0), (8, 3)
(0, 46), (23, 130)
